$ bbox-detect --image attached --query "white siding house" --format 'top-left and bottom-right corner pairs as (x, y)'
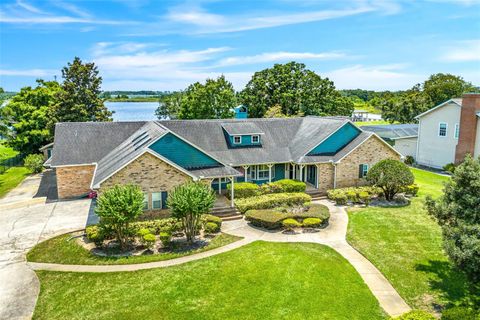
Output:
(415, 99), (462, 169)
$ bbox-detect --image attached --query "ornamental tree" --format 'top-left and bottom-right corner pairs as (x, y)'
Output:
(425, 155), (480, 282)
(95, 184), (144, 250)
(366, 159), (414, 201)
(167, 182), (216, 243)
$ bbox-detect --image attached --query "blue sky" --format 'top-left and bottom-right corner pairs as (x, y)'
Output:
(0, 0), (479, 92)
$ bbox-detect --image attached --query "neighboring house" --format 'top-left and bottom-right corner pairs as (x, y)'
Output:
(362, 124), (418, 158)
(49, 117), (400, 210)
(352, 109), (383, 122)
(40, 142), (54, 162)
(415, 94), (480, 169)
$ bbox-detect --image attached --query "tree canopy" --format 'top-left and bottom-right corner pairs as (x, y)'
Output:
(380, 85), (432, 124)
(0, 80), (60, 154)
(53, 56), (112, 123)
(239, 62), (353, 118)
(366, 159), (414, 201)
(423, 73), (476, 107)
(426, 155), (480, 282)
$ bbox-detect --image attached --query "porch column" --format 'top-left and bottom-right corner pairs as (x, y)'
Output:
(315, 164), (320, 189)
(229, 177), (234, 208)
(267, 164), (274, 183)
(292, 164), (296, 179)
(217, 177), (222, 194)
(299, 165), (305, 182)
(242, 165), (250, 182)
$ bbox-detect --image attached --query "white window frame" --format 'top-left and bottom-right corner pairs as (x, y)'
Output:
(252, 135), (260, 143)
(233, 135), (241, 144)
(256, 164), (274, 180)
(152, 192), (162, 209)
(438, 122), (448, 137)
(143, 193), (149, 210)
(454, 123), (460, 139)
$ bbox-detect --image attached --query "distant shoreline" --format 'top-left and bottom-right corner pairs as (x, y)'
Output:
(105, 98), (160, 102)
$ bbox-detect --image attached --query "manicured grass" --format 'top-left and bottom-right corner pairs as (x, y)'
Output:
(0, 166), (31, 198)
(28, 233), (241, 265)
(33, 242), (386, 320)
(347, 168), (473, 312)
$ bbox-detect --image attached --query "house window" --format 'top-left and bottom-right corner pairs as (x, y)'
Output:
(359, 164), (369, 178)
(233, 136), (241, 144)
(439, 123), (447, 137)
(252, 135), (260, 143)
(256, 165), (274, 180)
(454, 124), (460, 139)
(152, 192), (162, 209)
(143, 193), (149, 210)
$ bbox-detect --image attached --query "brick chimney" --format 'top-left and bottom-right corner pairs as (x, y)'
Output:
(455, 94), (480, 163)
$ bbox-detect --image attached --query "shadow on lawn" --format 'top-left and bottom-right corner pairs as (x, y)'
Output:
(415, 260), (478, 309)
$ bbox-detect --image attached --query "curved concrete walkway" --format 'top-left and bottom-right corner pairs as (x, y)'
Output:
(28, 200), (410, 317)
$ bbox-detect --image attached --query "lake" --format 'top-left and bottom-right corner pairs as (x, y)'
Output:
(105, 101), (160, 121)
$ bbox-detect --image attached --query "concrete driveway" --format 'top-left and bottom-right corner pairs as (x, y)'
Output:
(0, 176), (92, 319)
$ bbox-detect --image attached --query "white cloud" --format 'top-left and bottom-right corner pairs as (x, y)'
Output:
(439, 40), (480, 62)
(216, 51), (347, 67)
(0, 68), (57, 77)
(325, 64), (424, 90)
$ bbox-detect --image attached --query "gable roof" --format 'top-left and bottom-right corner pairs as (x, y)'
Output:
(361, 124), (418, 140)
(415, 98), (462, 119)
(221, 122), (264, 135)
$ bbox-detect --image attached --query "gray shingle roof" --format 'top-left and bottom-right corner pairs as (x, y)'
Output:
(361, 124), (418, 140)
(221, 122), (264, 135)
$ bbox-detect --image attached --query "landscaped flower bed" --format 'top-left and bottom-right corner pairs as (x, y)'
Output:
(244, 203), (330, 230)
(327, 185), (418, 207)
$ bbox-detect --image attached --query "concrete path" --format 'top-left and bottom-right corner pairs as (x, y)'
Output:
(28, 199), (411, 317)
(0, 176), (92, 320)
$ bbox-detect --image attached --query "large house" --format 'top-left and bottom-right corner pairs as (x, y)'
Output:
(48, 116), (400, 210)
(415, 94), (480, 169)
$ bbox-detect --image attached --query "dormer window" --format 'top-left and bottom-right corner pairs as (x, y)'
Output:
(233, 136), (241, 144)
(252, 135), (259, 143)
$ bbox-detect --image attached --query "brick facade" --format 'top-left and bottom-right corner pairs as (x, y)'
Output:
(316, 163), (334, 193)
(335, 135), (400, 188)
(56, 164), (96, 199)
(455, 94), (480, 163)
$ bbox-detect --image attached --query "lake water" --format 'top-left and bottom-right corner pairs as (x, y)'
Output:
(105, 101), (159, 121)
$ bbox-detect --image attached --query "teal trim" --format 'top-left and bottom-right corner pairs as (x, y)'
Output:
(274, 164), (285, 181)
(149, 133), (221, 169)
(308, 123), (361, 156)
(227, 133), (261, 147)
(161, 191), (168, 208)
(234, 105), (248, 119)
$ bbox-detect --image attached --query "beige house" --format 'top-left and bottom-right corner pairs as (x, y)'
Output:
(415, 94), (480, 169)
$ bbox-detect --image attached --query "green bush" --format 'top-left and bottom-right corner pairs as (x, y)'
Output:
(245, 204), (329, 229)
(131, 218), (181, 235)
(159, 232), (171, 247)
(137, 228), (151, 237)
(358, 191), (372, 206)
(85, 225), (104, 247)
(327, 186), (381, 206)
(443, 163), (456, 174)
(24, 154), (44, 173)
(346, 191), (358, 203)
(441, 306), (479, 320)
(266, 179), (306, 193)
(235, 192), (311, 213)
(302, 217), (322, 228)
(403, 184), (419, 197)
(367, 159), (414, 201)
(202, 214), (222, 228)
(404, 155), (415, 165)
(226, 182), (260, 199)
(204, 222), (220, 234)
(282, 218), (301, 229)
(391, 310), (435, 320)
(333, 193), (348, 205)
(142, 233), (156, 250)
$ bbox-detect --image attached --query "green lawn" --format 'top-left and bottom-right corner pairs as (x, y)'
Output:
(28, 233), (241, 265)
(347, 168), (474, 312)
(33, 242), (386, 320)
(0, 143), (30, 198)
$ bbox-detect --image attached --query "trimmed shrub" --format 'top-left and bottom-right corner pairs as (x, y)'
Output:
(235, 192), (311, 213)
(306, 204), (330, 222)
(366, 159), (414, 201)
(226, 182), (260, 199)
(282, 218), (301, 230)
(266, 179), (306, 193)
(142, 233), (156, 250)
(404, 155), (415, 165)
(204, 222), (220, 234)
(358, 191), (372, 206)
(131, 218), (181, 235)
(403, 184), (419, 197)
(137, 228), (151, 238)
(346, 191), (358, 203)
(391, 310), (435, 320)
(442, 163), (456, 174)
(333, 193), (347, 205)
(24, 154), (44, 173)
(441, 306), (479, 320)
(245, 204), (329, 229)
(85, 225), (104, 247)
(303, 217), (322, 228)
(327, 186), (381, 206)
(159, 232), (171, 247)
(202, 214), (222, 228)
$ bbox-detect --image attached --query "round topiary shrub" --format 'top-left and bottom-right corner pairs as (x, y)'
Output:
(202, 214), (222, 228)
(204, 222), (220, 234)
(333, 193), (347, 205)
(142, 233), (156, 251)
(85, 225), (104, 247)
(358, 191), (372, 206)
(282, 218), (301, 230)
(159, 232), (171, 247)
(137, 228), (151, 238)
(302, 217), (322, 228)
(366, 159), (414, 201)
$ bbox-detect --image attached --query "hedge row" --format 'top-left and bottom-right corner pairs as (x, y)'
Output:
(226, 179), (306, 199)
(235, 192), (312, 214)
(327, 184), (419, 205)
(245, 204), (330, 229)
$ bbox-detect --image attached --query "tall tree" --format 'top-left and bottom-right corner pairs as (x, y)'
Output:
(423, 73), (476, 106)
(156, 91), (182, 119)
(426, 155), (480, 283)
(239, 62), (353, 118)
(0, 80), (60, 154)
(53, 57), (112, 123)
(380, 85), (432, 123)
